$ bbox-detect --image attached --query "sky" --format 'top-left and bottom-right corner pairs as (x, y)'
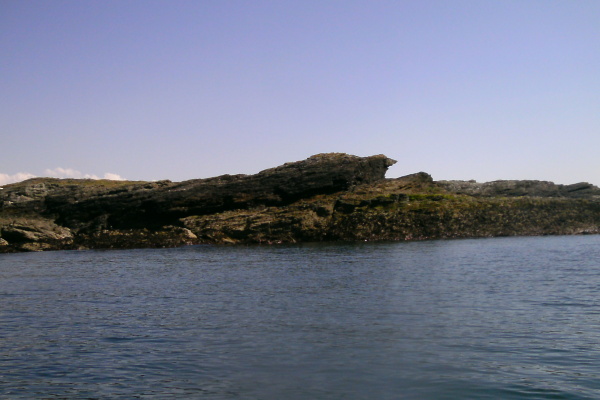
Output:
(1, 0), (599, 186)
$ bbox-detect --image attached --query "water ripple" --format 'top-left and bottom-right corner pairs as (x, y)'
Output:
(1, 236), (600, 399)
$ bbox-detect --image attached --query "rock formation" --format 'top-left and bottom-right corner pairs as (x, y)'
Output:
(1, 153), (599, 252)
(437, 179), (600, 198)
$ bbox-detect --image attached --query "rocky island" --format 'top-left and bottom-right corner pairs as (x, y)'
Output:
(1, 153), (599, 253)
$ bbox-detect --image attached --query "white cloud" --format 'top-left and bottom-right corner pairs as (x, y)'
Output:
(44, 167), (96, 179)
(0, 172), (37, 186)
(43, 168), (124, 181)
(0, 168), (125, 186)
(103, 172), (124, 180)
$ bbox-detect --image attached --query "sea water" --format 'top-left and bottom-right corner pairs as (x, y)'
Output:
(1, 235), (600, 399)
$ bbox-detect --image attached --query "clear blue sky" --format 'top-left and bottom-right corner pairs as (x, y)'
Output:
(2, 0), (599, 185)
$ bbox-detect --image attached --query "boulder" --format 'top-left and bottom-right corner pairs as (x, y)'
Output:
(0, 220), (72, 243)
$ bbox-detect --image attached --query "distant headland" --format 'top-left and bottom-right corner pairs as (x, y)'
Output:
(1, 153), (599, 253)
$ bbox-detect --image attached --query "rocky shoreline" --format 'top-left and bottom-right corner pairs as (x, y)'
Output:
(1, 153), (600, 253)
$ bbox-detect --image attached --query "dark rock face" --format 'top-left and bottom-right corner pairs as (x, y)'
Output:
(1, 152), (599, 253)
(48, 153), (396, 231)
(0, 153), (396, 251)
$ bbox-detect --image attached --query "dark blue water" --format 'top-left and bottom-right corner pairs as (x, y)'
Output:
(1, 235), (600, 399)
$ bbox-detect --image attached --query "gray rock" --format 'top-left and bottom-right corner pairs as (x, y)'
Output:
(2, 153), (599, 252)
(51, 153), (396, 231)
(438, 179), (600, 198)
(0, 220), (72, 243)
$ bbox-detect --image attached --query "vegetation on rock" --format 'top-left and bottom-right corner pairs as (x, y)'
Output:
(1, 153), (599, 252)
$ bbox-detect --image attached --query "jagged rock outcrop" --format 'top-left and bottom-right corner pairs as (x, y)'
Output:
(0, 154), (395, 251)
(438, 179), (600, 198)
(46, 153), (395, 231)
(1, 152), (599, 252)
